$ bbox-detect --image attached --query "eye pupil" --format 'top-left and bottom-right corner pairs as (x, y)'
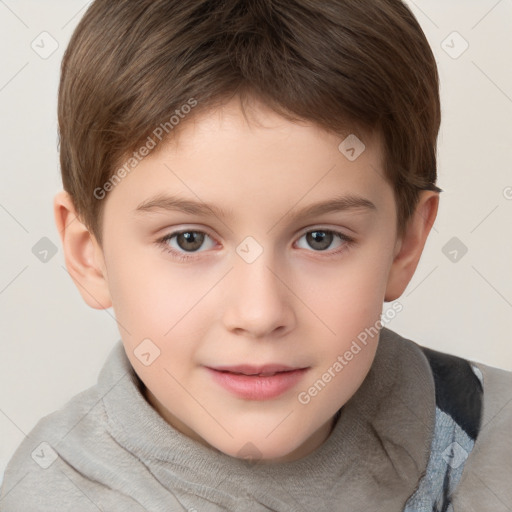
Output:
(177, 232), (204, 251)
(307, 230), (333, 251)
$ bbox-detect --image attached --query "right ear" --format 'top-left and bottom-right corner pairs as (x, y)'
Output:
(53, 190), (112, 310)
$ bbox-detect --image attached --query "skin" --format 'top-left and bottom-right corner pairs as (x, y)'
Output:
(54, 96), (439, 463)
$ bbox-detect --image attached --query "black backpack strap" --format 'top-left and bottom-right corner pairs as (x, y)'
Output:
(420, 346), (483, 441)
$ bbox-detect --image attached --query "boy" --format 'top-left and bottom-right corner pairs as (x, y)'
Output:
(1, 0), (511, 510)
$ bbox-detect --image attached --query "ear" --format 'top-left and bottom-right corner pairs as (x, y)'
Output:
(385, 191), (439, 302)
(53, 190), (112, 309)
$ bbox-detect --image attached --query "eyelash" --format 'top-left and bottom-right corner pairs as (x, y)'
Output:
(157, 228), (355, 263)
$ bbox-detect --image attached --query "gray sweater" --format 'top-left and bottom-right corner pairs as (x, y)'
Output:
(1, 327), (511, 511)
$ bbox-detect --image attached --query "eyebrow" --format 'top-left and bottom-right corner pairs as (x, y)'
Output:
(134, 193), (377, 220)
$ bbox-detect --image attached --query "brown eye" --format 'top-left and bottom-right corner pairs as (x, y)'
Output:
(175, 231), (205, 252)
(294, 228), (355, 259)
(305, 230), (334, 251)
(158, 229), (216, 261)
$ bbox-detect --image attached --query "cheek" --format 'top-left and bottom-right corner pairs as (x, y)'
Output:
(297, 265), (385, 417)
(108, 256), (204, 397)
(106, 246), (207, 332)
(105, 248), (222, 370)
(304, 247), (390, 334)
(293, 242), (391, 385)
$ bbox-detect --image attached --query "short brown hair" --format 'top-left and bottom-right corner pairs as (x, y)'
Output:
(58, 0), (441, 245)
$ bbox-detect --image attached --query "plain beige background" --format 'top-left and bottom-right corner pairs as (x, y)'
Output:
(1, 0), (511, 484)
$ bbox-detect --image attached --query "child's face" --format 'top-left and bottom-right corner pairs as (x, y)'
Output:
(96, 97), (402, 462)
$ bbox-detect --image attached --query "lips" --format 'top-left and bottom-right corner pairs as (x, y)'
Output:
(206, 363), (309, 400)
(210, 364), (300, 376)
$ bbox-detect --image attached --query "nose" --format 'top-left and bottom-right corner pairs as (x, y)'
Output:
(221, 250), (296, 339)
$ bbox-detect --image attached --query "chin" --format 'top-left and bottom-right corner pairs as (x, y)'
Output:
(208, 432), (305, 463)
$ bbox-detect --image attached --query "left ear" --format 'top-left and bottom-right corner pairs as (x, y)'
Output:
(385, 191), (439, 302)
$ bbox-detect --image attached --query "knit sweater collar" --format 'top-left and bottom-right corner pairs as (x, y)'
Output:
(101, 327), (436, 510)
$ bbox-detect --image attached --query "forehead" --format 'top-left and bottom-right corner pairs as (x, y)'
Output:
(167, 96), (380, 157)
(103, 96), (391, 223)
